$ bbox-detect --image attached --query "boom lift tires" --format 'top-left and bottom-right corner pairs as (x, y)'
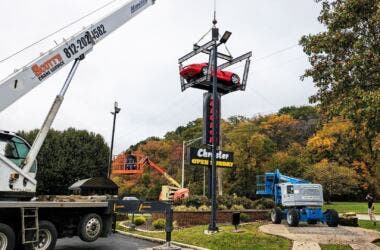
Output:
(286, 208), (300, 227)
(78, 213), (103, 242)
(0, 223), (15, 250)
(325, 209), (339, 227)
(271, 207), (282, 224)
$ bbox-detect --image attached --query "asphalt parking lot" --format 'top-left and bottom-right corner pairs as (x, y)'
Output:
(55, 233), (157, 250)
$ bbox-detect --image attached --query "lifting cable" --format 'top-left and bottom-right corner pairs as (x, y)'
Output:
(0, 0), (119, 64)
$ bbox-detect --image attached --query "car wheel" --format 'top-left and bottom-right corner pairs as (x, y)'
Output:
(325, 209), (339, 227)
(231, 74), (240, 84)
(202, 66), (208, 76)
(0, 223), (15, 250)
(271, 207), (282, 224)
(78, 213), (103, 242)
(286, 208), (299, 227)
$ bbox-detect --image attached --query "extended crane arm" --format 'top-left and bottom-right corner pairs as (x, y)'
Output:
(143, 158), (181, 188)
(0, 0), (155, 112)
(0, 0), (156, 197)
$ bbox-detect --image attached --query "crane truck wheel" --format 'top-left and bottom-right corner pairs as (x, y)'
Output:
(78, 213), (103, 242)
(33, 221), (57, 250)
(325, 209), (339, 227)
(0, 223), (15, 250)
(271, 208), (282, 224)
(286, 208), (300, 227)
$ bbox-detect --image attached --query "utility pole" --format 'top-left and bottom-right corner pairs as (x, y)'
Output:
(107, 102), (121, 178)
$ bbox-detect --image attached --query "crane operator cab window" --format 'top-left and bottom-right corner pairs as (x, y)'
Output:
(126, 155), (137, 170)
(0, 133), (37, 173)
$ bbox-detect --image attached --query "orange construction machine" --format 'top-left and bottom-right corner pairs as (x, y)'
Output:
(112, 153), (189, 201)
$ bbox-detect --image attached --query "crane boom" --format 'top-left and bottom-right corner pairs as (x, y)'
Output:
(0, 0), (156, 198)
(145, 158), (181, 188)
(0, 0), (155, 112)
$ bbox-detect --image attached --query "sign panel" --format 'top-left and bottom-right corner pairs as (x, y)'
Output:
(188, 147), (234, 168)
(202, 93), (221, 146)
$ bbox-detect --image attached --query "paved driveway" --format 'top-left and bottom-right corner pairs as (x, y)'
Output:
(260, 223), (380, 250)
(56, 233), (156, 250)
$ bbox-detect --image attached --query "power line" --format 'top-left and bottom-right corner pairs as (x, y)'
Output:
(0, 0), (119, 64)
(229, 44), (299, 71)
(256, 44), (299, 62)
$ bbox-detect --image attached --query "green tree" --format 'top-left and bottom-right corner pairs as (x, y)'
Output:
(278, 105), (318, 120)
(19, 128), (109, 195)
(300, 0), (380, 167)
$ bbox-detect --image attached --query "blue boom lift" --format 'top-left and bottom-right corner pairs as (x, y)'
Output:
(256, 169), (339, 227)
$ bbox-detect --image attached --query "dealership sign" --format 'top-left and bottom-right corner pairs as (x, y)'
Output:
(188, 147), (234, 168)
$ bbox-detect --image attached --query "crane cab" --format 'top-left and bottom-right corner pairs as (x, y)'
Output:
(0, 130), (37, 200)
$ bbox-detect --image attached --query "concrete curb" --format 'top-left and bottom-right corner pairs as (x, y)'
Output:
(117, 225), (210, 250)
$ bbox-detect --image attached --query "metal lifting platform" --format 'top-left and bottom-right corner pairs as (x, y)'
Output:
(111, 153), (144, 175)
(178, 41), (252, 94)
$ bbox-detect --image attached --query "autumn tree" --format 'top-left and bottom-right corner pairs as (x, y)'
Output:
(224, 118), (275, 198)
(300, 0), (380, 168)
(260, 114), (304, 150)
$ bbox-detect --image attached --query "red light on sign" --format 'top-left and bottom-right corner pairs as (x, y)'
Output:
(203, 93), (221, 146)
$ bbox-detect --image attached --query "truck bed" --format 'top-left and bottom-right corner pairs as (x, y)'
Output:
(0, 201), (109, 208)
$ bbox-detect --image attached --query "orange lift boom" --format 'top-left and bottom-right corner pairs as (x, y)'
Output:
(112, 153), (189, 201)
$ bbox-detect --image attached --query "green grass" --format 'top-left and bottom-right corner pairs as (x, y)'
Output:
(320, 244), (352, 250)
(323, 202), (379, 214)
(358, 220), (380, 232)
(118, 222), (291, 250)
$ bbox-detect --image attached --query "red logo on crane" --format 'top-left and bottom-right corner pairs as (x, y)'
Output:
(31, 53), (65, 81)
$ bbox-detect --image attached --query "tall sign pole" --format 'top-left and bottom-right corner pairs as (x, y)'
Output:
(208, 24), (219, 232)
(178, 11), (251, 235)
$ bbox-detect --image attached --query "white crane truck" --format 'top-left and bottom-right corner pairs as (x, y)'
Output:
(0, 1), (156, 249)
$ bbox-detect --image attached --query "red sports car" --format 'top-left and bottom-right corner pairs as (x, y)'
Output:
(180, 63), (240, 85)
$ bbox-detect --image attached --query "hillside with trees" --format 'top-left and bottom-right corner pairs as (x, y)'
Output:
(112, 105), (379, 201)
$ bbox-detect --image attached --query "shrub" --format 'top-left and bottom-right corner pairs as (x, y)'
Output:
(134, 216), (146, 226)
(231, 204), (245, 210)
(253, 198), (274, 209)
(217, 195), (255, 209)
(217, 195), (234, 209)
(152, 218), (166, 230)
(185, 195), (210, 208)
(232, 196), (255, 209)
(116, 213), (129, 221)
(218, 204), (227, 210)
(198, 205), (210, 211)
(174, 205), (188, 212)
(186, 206), (198, 212)
(174, 205), (197, 212)
(240, 213), (250, 222)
